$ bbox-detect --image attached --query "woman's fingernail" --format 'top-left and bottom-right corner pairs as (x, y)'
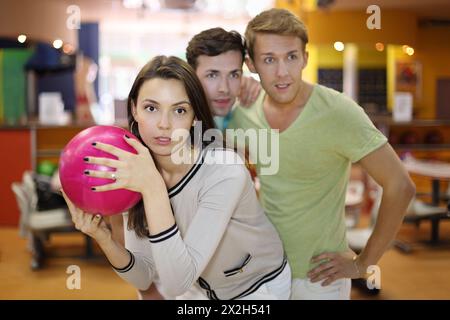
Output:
(91, 142), (97, 146)
(83, 157), (89, 162)
(95, 214), (101, 219)
(91, 187), (96, 191)
(84, 170), (89, 175)
(124, 134), (130, 139)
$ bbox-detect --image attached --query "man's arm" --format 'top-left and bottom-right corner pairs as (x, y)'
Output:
(356, 143), (416, 270)
(308, 143), (415, 285)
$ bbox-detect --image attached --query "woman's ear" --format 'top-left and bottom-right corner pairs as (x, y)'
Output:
(131, 101), (138, 120)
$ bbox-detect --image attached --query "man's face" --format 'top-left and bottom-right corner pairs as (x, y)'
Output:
(195, 50), (243, 117)
(247, 34), (308, 106)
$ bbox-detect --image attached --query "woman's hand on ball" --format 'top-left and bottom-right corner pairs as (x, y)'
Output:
(61, 189), (112, 244)
(86, 136), (164, 194)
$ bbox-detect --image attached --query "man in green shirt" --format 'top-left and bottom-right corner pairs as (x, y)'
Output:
(228, 8), (415, 299)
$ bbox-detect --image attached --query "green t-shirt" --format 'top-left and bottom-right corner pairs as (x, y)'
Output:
(228, 84), (387, 279)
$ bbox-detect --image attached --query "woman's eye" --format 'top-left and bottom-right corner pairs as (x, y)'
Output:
(288, 54), (298, 60)
(175, 108), (186, 115)
(230, 72), (241, 79)
(264, 57), (274, 64)
(206, 73), (217, 79)
(145, 105), (157, 112)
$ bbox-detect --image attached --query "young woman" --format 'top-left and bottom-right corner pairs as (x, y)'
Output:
(62, 56), (290, 300)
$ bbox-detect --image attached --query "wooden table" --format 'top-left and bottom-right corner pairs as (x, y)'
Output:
(403, 156), (450, 205)
(402, 156), (450, 244)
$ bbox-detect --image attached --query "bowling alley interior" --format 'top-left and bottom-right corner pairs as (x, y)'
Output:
(1, 0), (450, 300)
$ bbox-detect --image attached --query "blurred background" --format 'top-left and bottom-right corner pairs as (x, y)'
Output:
(0, 0), (449, 300)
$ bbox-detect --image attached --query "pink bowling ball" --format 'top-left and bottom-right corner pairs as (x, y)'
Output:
(59, 125), (142, 216)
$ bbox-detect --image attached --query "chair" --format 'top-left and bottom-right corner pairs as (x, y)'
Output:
(347, 179), (449, 255)
(11, 172), (76, 270)
(345, 180), (365, 229)
(18, 171), (38, 238)
(346, 183), (382, 295)
(346, 183), (382, 253)
(398, 197), (449, 249)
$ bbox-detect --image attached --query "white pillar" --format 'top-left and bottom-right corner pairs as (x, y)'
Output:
(343, 43), (358, 102)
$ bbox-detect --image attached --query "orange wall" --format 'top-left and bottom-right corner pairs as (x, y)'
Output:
(276, 3), (450, 120)
(388, 25), (450, 119)
(0, 0), (77, 45)
(0, 129), (32, 226)
(305, 10), (417, 46)
(414, 25), (450, 119)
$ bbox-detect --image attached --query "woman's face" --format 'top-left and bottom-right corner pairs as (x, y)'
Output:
(132, 78), (195, 157)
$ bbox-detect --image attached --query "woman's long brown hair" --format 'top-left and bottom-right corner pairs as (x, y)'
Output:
(126, 55), (216, 237)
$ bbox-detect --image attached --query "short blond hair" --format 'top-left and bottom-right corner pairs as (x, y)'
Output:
(245, 8), (309, 60)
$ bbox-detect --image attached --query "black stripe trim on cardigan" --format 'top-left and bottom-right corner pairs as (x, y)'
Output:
(148, 223), (177, 240)
(148, 224), (179, 243)
(198, 277), (219, 300)
(112, 249), (135, 273)
(198, 256), (287, 300)
(168, 147), (209, 199)
(224, 254), (252, 277)
(231, 257), (287, 300)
